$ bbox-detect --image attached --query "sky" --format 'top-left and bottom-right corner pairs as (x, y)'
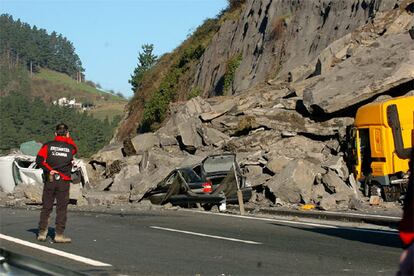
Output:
(1, 0), (228, 97)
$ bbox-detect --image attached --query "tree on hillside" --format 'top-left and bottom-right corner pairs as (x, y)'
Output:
(0, 92), (115, 157)
(129, 44), (157, 93)
(0, 14), (84, 78)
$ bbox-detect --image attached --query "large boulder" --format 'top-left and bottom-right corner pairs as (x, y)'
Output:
(318, 194), (337, 210)
(158, 97), (212, 138)
(111, 164), (140, 192)
(322, 170), (354, 196)
(265, 159), (320, 204)
(198, 126), (230, 147)
(131, 133), (160, 153)
(264, 136), (325, 161)
(147, 149), (185, 170)
(92, 143), (124, 164)
(129, 165), (172, 202)
(177, 117), (203, 153)
(200, 98), (237, 121)
(322, 156), (349, 180)
(303, 33), (414, 114)
(265, 156), (291, 175)
(157, 133), (178, 148)
(311, 184), (329, 204)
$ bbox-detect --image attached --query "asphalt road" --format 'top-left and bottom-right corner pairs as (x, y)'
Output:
(0, 207), (403, 275)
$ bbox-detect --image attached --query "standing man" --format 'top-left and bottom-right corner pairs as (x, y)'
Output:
(36, 123), (77, 243)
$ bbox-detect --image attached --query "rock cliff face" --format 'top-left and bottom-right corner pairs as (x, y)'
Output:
(194, 0), (400, 96)
(82, 0), (413, 210)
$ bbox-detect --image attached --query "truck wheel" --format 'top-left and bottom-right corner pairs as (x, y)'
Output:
(370, 184), (382, 197)
(202, 204), (213, 211)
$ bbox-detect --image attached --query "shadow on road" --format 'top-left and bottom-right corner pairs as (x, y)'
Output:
(271, 223), (402, 249)
(27, 227), (56, 239)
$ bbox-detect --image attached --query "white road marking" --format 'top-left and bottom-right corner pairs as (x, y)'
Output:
(182, 210), (399, 235)
(150, 226), (262, 245)
(0, 233), (111, 267)
(321, 210), (400, 220)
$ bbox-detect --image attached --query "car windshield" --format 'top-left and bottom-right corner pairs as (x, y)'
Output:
(179, 168), (204, 183)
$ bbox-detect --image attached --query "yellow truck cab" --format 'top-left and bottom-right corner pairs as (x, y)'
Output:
(352, 95), (413, 201)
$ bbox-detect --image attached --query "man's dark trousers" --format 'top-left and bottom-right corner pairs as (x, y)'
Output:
(39, 178), (70, 235)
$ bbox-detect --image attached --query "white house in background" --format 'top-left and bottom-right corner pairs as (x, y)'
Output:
(53, 97), (83, 109)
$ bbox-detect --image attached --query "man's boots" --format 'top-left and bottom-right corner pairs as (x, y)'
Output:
(37, 229), (47, 242)
(54, 234), (71, 243)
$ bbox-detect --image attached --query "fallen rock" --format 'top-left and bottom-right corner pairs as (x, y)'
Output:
(369, 195), (383, 206)
(147, 149), (185, 171)
(85, 161), (104, 183)
(322, 170), (353, 196)
(243, 165), (271, 187)
(264, 136), (325, 162)
(348, 173), (362, 198)
(69, 183), (82, 202)
(129, 166), (173, 202)
(348, 196), (364, 210)
(84, 191), (130, 206)
(319, 194), (337, 210)
(303, 33), (414, 115)
(265, 156), (291, 175)
(322, 156), (349, 180)
(91, 178), (113, 191)
(324, 139), (341, 154)
(199, 126), (230, 147)
(311, 184), (329, 203)
(265, 159), (319, 204)
(131, 133), (160, 153)
(106, 160), (124, 178)
(125, 155), (143, 166)
(158, 133), (178, 148)
(177, 117), (203, 153)
(244, 165), (262, 177)
(92, 143), (124, 164)
(14, 183), (43, 204)
(287, 63), (316, 83)
(111, 164), (140, 192)
(200, 98), (237, 121)
(281, 131), (297, 138)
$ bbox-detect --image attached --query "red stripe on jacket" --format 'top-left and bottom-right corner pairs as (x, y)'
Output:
(54, 136), (78, 155)
(37, 144), (54, 172)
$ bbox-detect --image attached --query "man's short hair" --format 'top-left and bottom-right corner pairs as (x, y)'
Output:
(56, 123), (68, 136)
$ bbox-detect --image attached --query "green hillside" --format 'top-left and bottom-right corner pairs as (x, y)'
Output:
(0, 14), (127, 157)
(32, 68), (127, 122)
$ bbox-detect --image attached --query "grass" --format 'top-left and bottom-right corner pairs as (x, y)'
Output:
(90, 102), (125, 122)
(34, 69), (125, 102)
(31, 68), (127, 122)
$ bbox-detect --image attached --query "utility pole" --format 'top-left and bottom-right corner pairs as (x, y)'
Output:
(234, 162), (245, 216)
(30, 61), (33, 77)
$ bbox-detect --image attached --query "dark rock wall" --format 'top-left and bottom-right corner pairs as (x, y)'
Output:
(194, 0), (400, 96)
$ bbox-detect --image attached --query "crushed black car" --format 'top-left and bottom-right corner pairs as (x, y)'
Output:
(140, 153), (252, 208)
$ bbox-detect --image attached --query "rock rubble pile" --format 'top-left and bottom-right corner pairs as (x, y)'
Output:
(2, 0), (413, 213)
(83, 2), (413, 210)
